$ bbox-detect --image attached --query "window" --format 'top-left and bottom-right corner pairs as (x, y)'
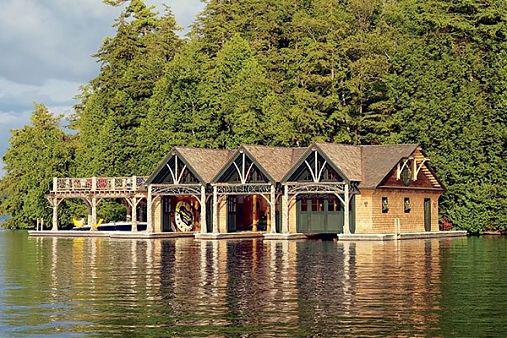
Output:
(404, 197), (411, 213)
(312, 197), (324, 212)
(382, 197), (389, 213)
(301, 198), (308, 212)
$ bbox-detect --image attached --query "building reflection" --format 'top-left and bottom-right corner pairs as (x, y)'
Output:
(42, 236), (446, 335)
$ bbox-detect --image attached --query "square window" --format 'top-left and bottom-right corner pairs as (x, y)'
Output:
(404, 197), (411, 213)
(382, 197), (389, 213)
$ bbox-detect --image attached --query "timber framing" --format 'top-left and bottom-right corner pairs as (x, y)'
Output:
(43, 142), (446, 238)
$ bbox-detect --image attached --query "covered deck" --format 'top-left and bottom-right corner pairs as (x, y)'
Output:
(46, 176), (149, 232)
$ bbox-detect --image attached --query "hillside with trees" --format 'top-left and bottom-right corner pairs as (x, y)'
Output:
(0, 0), (505, 233)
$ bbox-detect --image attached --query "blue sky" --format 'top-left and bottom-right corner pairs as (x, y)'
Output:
(0, 0), (204, 176)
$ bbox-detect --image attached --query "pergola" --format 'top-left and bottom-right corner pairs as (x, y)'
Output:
(47, 176), (148, 231)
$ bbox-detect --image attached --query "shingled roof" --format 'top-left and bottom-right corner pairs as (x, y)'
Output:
(359, 144), (419, 188)
(147, 143), (428, 189)
(146, 147), (234, 184)
(242, 145), (307, 182)
(314, 143), (363, 181)
(175, 147), (234, 183)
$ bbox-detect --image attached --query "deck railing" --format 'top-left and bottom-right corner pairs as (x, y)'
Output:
(53, 176), (148, 193)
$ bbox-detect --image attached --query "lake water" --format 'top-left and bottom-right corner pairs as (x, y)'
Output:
(0, 231), (505, 337)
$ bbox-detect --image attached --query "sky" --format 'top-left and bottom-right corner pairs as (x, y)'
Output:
(0, 0), (204, 176)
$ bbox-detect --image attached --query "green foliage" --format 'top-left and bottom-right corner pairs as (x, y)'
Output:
(73, 0), (181, 176)
(2, 0), (506, 232)
(0, 104), (74, 229)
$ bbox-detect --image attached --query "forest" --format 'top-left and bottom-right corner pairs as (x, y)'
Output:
(0, 0), (505, 233)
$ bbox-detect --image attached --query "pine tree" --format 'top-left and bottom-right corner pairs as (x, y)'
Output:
(73, 0), (181, 176)
(0, 104), (74, 229)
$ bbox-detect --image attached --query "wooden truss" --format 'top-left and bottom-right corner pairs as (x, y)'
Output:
(233, 152), (255, 184)
(165, 155), (188, 185)
(304, 150), (328, 183)
(396, 157), (429, 181)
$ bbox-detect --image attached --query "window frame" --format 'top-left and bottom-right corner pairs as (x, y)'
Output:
(381, 197), (389, 213)
(404, 197), (411, 213)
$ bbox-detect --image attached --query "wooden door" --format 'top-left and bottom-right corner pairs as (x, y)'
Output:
(326, 195), (343, 233)
(297, 195), (344, 234)
(162, 196), (172, 232)
(227, 196), (237, 232)
(424, 198), (431, 232)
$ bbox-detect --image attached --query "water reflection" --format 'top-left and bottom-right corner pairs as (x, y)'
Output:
(0, 232), (505, 336)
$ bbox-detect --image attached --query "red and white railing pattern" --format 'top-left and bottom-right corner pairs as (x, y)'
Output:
(53, 176), (148, 192)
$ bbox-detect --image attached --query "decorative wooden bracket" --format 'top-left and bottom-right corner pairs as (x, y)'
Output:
(233, 152), (254, 184)
(304, 150), (327, 183)
(412, 158), (428, 181)
(396, 158), (412, 180)
(166, 155), (187, 185)
(396, 157), (429, 181)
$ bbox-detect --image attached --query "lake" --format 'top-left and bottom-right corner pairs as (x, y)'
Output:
(0, 231), (505, 336)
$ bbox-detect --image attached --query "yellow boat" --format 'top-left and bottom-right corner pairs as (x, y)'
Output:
(72, 218), (85, 228)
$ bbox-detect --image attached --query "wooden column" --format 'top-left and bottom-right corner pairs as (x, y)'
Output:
(131, 197), (138, 232)
(200, 185), (207, 233)
(51, 197), (58, 231)
(91, 196), (97, 231)
(147, 185), (154, 233)
(212, 185), (218, 233)
(85, 199), (92, 227)
(344, 183), (350, 234)
(252, 195), (258, 232)
(270, 184), (277, 233)
(282, 185), (289, 233)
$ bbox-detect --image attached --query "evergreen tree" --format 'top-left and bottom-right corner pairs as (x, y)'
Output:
(0, 104), (74, 229)
(384, 0), (507, 232)
(73, 0), (181, 176)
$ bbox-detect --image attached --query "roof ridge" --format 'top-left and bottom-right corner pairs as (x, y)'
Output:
(242, 144), (305, 150)
(359, 143), (419, 148)
(314, 142), (359, 147)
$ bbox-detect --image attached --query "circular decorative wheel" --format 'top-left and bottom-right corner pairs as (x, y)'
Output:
(174, 201), (194, 232)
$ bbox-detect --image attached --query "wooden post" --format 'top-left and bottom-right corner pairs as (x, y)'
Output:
(282, 185), (289, 233)
(252, 195), (258, 232)
(212, 185), (218, 233)
(270, 184), (277, 233)
(147, 185), (153, 232)
(86, 199), (92, 227)
(344, 183), (350, 234)
(52, 198), (58, 231)
(92, 177), (97, 191)
(91, 196), (97, 231)
(53, 177), (58, 192)
(132, 197), (138, 232)
(200, 185), (207, 233)
(133, 176), (137, 191)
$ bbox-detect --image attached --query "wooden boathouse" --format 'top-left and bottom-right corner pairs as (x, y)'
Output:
(42, 143), (455, 239)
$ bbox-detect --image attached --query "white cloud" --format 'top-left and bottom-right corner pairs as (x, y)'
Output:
(0, 0), (204, 178)
(0, 77), (81, 106)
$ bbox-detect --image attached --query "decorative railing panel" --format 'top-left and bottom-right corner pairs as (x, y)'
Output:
(214, 183), (272, 195)
(53, 176), (148, 193)
(151, 184), (202, 196)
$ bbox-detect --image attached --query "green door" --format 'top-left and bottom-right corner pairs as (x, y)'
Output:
(297, 195), (344, 234)
(424, 198), (431, 231)
(326, 195), (343, 233)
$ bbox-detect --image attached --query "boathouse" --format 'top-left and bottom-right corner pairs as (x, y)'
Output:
(44, 142), (446, 238)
